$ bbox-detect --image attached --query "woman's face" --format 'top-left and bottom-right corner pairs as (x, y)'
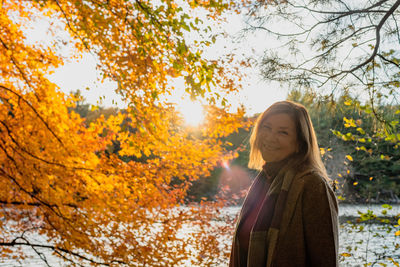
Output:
(258, 113), (298, 163)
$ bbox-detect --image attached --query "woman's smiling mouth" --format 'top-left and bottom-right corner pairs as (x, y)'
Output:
(263, 144), (280, 151)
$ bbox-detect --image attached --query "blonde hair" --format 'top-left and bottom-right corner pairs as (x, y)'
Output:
(248, 101), (327, 178)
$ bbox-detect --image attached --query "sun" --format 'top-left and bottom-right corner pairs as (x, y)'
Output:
(177, 99), (205, 127)
(164, 77), (205, 127)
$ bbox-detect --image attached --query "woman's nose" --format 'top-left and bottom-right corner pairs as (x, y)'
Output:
(264, 130), (278, 142)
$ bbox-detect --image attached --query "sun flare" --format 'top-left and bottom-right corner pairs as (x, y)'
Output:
(178, 100), (204, 127)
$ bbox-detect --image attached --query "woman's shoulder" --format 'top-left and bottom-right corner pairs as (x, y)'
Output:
(297, 169), (339, 211)
(295, 168), (332, 189)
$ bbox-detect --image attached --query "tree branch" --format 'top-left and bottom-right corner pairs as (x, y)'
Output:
(0, 85), (65, 146)
(0, 120), (94, 172)
(378, 53), (400, 69)
(53, 0), (91, 51)
(288, 0), (391, 16)
(0, 237), (127, 266)
(329, 0), (400, 79)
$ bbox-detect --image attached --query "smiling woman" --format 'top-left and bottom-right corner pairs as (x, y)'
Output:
(258, 113), (298, 163)
(229, 100), (339, 267)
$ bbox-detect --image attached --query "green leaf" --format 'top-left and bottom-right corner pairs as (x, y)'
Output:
(182, 23), (190, 31)
(356, 127), (366, 134)
(382, 204), (392, 210)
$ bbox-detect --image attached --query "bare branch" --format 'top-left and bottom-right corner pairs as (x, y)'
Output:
(288, 0), (391, 16)
(329, 0), (400, 79)
(378, 53), (400, 68)
(0, 237), (128, 266)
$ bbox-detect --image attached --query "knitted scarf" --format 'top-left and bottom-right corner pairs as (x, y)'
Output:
(230, 158), (310, 267)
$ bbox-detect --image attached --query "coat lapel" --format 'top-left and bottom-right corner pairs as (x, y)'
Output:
(278, 170), (311, 243)
(265, 170), (311, 267)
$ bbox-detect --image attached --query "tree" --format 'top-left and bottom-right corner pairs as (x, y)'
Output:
(241, 0), (400, 191)
(287, 89), (400, 202)
(243, 0), (400, 109)
(0, 0), (247, 265)
(240, 1), (400, 261)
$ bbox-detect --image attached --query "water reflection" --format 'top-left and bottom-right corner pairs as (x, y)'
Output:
(2, 204), (400, 266)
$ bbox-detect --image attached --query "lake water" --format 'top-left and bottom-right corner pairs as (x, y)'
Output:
(1, 204), (400, 266)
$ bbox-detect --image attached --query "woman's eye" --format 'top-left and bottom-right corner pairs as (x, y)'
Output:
(279, 131), (288, 135)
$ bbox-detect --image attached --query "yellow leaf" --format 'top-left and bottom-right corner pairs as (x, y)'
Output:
(346, 155), (353, 161)
(395, 230), (400, 236)
(341, 252), (351, 257)
(353, 182), (358, 186)
(338, 195), (346, 201)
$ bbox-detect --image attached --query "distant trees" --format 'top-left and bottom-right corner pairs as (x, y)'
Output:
(194, 89), (400, 203)
(287, 89), (400, 202)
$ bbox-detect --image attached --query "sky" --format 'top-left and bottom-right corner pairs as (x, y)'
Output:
(26, 6), (289, 124)
(48, 52), (287, 113)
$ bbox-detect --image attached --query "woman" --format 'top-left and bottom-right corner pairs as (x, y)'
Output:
(229, 101), (338, 267)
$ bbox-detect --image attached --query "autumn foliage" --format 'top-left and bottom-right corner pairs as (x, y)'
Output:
(0, 0), (248, 265)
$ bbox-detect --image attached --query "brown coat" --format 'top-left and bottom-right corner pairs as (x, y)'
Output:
(230, 170), (339, 267)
